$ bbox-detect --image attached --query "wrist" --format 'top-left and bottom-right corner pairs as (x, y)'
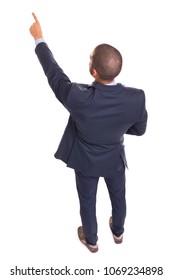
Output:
(35, 38), (45, 46)
(34, 35), (43, 40)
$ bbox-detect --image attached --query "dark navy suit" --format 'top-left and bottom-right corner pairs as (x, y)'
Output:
(35, 42), (147, 245)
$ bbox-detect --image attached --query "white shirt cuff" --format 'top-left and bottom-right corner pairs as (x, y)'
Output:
(35, 38), (45, 46)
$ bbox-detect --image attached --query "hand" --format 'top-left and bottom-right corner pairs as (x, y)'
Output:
(29, 13), (43, 40)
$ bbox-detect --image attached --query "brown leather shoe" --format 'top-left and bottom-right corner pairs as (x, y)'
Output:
(77, 226), (98, 253)
(109, 217), (123, 244)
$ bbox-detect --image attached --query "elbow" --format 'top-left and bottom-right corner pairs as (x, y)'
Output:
(126, 126), (147, 136)
(137, 131), (146, 136)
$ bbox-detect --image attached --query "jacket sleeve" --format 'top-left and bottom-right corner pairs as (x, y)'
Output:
(126, 92), (148, 136)
(35, 42), (72, 107)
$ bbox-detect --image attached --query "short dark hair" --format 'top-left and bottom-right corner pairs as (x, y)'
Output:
(92, 43), (122, 81)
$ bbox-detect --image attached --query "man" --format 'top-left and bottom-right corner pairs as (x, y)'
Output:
(29, 13), (148, 253)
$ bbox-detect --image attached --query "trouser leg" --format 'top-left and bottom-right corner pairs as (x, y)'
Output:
(104, 165), (126, 236)
(75, 170), (99, 245)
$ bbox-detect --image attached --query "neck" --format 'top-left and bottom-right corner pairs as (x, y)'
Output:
(95, 78), (115, 85)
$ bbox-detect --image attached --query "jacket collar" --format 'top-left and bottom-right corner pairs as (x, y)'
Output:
(91, 81), (122, 91)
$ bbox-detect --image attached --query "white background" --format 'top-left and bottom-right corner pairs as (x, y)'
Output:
(0, 0), (172, 279)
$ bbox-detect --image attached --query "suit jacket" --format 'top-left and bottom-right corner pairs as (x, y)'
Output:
(35, 42), (148, 177)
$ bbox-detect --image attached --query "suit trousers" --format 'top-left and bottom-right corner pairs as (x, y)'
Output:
(75, 164), (126, 245)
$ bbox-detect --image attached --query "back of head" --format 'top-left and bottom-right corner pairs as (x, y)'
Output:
(92, 44), (122, 81)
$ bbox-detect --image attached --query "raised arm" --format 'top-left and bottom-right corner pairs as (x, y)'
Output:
(29, 13), (72, 107)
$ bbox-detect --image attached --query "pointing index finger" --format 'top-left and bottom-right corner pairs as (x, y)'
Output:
(32, 12), (38, 22)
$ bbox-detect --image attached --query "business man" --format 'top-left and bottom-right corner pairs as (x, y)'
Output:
(29, 13), (148, 253)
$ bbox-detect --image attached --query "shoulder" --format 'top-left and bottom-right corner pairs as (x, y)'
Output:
(118, 84), (146, 109)
(121, 84), (144, 95)
(66, 83), (95, 109)
(70, 82), (95, 97)
(71, 82), (94, 91)
(121, 84), (146, 100)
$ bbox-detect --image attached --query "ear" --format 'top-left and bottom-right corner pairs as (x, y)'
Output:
(92, 68), (98, 78)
